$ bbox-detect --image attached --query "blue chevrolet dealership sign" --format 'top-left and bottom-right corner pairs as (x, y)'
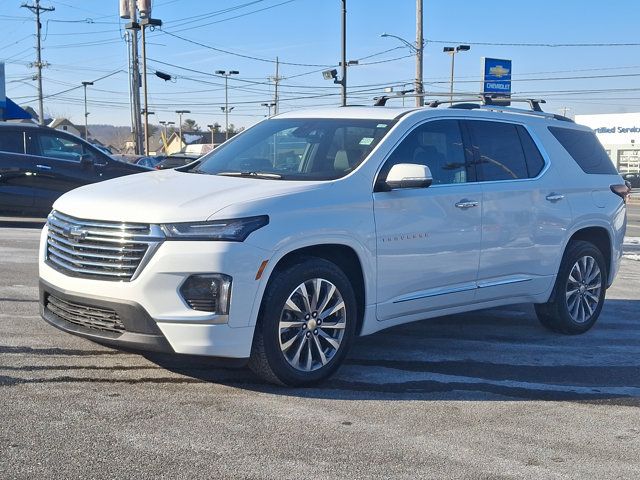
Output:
(482, 57), (512, 96)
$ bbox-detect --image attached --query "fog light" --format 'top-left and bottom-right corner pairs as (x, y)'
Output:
(179, 274), (232, 314)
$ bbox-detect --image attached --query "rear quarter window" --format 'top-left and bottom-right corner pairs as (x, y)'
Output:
(548, 127), (618, 175)
(0, 130), (25, 154)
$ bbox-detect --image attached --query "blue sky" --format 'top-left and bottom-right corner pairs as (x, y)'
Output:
(2, 0), (640, 129)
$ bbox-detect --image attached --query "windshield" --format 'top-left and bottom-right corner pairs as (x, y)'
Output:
(191, 118), (393, 180)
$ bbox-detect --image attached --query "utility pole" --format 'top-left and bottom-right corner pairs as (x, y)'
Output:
(122, 1), (143, 155)
(270, 57), (282, 115)
(81, 81), (93, 140)
(216, 70), (239, 140)
(415, 0), (423, 107)
(340, 0), (347, 106)
(22, 0), (54, 125)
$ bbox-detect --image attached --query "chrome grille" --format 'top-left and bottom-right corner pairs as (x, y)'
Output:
(45, 210), (163, 281)
(45, 294), (125, 333)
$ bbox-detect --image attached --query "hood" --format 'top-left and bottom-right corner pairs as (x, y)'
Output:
(53, 169), (322, 223)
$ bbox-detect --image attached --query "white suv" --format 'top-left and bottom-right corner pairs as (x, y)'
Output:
(38, 101), (630, 386)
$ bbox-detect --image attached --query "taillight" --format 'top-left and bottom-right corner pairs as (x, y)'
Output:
(611, 183), (631, 203)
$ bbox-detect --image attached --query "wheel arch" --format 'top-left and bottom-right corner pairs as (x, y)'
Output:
(565, 225), (613, 283)
(256, 242), (370, 336)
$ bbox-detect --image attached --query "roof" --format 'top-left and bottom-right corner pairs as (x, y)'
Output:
(47, 117), (89, 137)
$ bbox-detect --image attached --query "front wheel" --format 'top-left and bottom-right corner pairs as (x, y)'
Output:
(248, 257), (357, 386)
(535, 240), (607, 334)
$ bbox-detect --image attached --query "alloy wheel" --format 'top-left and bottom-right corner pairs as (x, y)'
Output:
(278, 278), (347, 372)
(565, 255), (602, 324)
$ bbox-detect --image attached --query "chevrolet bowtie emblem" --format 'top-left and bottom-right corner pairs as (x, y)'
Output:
(65, 226), (88, 240)
(489, 65), (510, 78)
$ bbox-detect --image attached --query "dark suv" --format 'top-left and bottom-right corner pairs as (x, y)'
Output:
(0, 123), (148, 216)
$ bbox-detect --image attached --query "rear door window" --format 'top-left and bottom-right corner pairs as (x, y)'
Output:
(548, 127), (617, 174)
(0, 130), (25, 154)
(466, 120), (528, 181)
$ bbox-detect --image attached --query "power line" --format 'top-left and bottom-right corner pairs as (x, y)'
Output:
(164, 0), (265, 26)
(159, 29), (333, 68)
(165, 0), (299, 33)
(426, 39), (640, 48)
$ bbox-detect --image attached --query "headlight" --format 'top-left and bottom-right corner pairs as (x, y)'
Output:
(161, 215), (268, 241)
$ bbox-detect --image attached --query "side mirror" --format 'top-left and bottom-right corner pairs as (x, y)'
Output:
(79, 153), (94, 168)
(385, 163), (433, 190)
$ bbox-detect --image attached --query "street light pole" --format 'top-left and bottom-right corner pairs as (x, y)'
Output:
(207, 124), (216, 146)
(443, 45), (470, 102)
(140, 17), (162, 155)
(341, 0), (347, 106)
(216, 70), (239, 140)
(261, 102), (276, 117)
(175, 110), (190, 151)
(81, 81), (93, 140)
(381, 32), (423, 107)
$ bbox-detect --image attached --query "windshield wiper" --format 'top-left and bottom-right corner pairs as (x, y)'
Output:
(216, 171), (282, 179)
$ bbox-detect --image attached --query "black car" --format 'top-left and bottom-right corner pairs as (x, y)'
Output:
(134, 155), (166, 169)
(621, 172), (640, 189)
(0, 123), (149, 216)
(154, 154), (200, 170)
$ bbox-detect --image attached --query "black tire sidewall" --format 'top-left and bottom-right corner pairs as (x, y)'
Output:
(259, 258), (357, 386)
(554, 241), (607, 333)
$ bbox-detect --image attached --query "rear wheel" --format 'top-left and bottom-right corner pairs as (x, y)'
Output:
(535, 240), (607, 334)
(249, 257), (357, 386)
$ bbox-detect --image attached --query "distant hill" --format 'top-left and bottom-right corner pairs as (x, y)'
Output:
(88, 124), (132, 151)
(89, 124), (164, 153)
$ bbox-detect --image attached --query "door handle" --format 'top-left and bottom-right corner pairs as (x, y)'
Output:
(545, 193), (565, 202)
(36, 164), (52, 171)
(455, 199), (479, 209)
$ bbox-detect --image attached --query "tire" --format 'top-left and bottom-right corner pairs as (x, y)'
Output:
(248, 257), (357, 386)
(535, 240), (607, 334)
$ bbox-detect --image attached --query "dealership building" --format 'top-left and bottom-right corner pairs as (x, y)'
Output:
(575, 112), (640, 173)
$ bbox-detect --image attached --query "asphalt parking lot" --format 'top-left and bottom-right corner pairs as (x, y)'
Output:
(1, 222), (639, 479)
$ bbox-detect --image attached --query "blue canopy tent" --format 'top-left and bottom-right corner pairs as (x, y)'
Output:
(0, 97), (33, 121)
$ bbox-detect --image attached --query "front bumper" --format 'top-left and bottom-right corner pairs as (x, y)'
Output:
(40, 280), (173, 353)
(39, 226), (269, 358)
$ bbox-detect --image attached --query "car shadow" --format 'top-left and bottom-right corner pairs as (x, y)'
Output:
(144, 299), (640, 403)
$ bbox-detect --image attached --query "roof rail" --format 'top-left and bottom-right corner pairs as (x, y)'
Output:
(372, 93), (574, 122)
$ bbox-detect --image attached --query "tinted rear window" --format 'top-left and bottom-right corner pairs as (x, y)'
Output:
(548, 127), (617, 175)
(467, 120), (528, 181)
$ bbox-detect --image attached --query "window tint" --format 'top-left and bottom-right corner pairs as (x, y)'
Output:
(382, 120), (471, 185)
(0, 130), (25, 154)
(38, 133), (86, 161)
(548, 127), (618, 175)
(467, 121), (528, 181)
(516, 126), (545, 177)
